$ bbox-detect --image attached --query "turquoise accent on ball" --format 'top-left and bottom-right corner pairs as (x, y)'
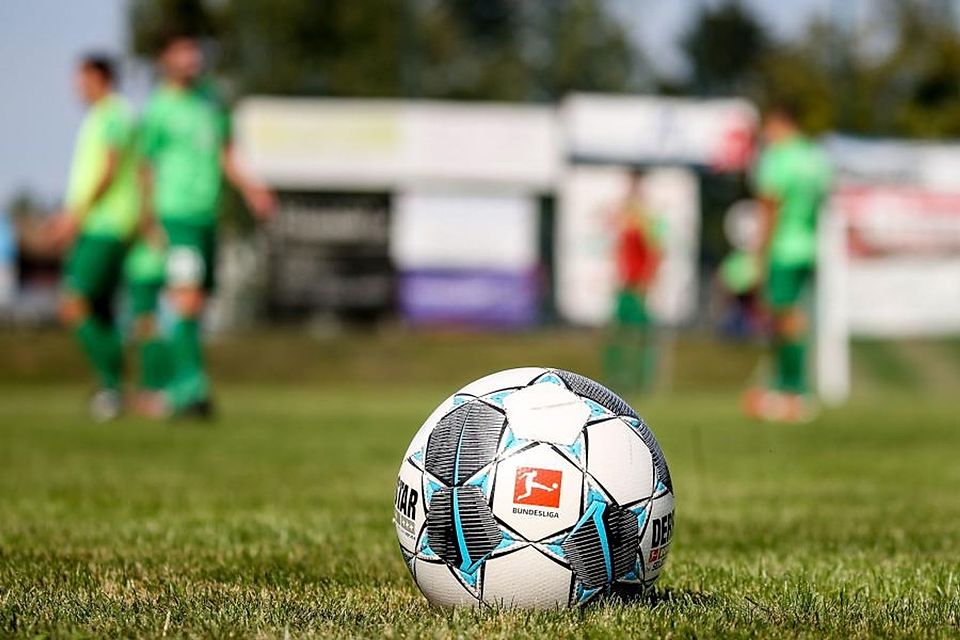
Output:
(633, 506), (648, 529)
(584, 399), (611, 419)
(591, 502), (613, 582)
(424, 480), (441, 503)
(452, 488), (473, 572)
(534, 372), (565, 386)
(458, 566), (478, 587)
(484, 390), (514, 407)
(466, 469), (492, 495)
(577, 584), (602, 604)
(586, 486), (608, 505)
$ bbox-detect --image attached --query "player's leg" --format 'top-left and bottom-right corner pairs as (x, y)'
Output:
(603, 289), (632, 390)
(768, 265), (811, 396)
(605, 289), (653, 393)
(60, 236), (126, 419)
(163, 220), (216, 415)
(130, 285), (170, 392)
(125, 243), (171, 395)
(746, 264), (814, 422)
(634, 295), (656, 393)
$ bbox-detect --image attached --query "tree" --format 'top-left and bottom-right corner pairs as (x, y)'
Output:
(682, 1), (768, 97)
(127, 0), (641, 101)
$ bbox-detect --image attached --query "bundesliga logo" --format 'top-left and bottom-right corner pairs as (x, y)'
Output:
(512, 467), (562, 508)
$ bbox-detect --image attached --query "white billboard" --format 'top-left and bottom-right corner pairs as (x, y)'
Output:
(391, 191), (538, 270)
(824, 134), (960, 191)
(563, 94), (757, 171)
(818, 186), (960, 403)
(234, 98), (560, 191)
(557, 166), (700, 326)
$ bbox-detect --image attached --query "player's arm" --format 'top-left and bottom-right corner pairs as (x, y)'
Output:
(50, 150), (121, 250)
(753, 152), (782, 264)
(136, 105), (167, 246)
(756, 195), (778, 260)
(137, 161), (165, 247)
(78, 151), (121, 219)
(221, 142), (275, 221)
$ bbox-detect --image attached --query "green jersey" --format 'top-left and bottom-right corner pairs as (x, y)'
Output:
(755, 136), (831, 268)
(140, 81), (230, 224)
(65, 94), (139, 239)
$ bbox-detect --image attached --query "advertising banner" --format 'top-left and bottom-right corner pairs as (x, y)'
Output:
(563, 95), (757, 171)
(398, 269), (539, 327)
(392, 191), (540, 327)
(235, 99), (559, 191)
(824, 134), (960, 191)
(828, 187), (960, 335)
(818, 185), (960, 403)
(267, 192), (393, 319)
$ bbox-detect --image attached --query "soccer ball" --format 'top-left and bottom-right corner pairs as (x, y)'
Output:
(394, 368), (674, 609)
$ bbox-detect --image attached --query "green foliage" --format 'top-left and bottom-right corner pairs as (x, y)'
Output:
(126, 0), (960, 137)
(127, 0), (640, 101)
(682, 1), (768, 96)
(128, 0), (224, 57)
(677, 0), (960, 138)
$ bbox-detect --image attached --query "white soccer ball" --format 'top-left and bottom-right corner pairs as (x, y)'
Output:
(394, 368), (674, 609)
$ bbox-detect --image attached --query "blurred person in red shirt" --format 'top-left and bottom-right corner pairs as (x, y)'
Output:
(604, 170), (663, 393)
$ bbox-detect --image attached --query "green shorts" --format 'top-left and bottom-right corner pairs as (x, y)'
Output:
(614, 289), (650, 327)
(766, 263), (813, 310)
(63, 234), (128, 302)
(160, 219), (218, 292)
(127, 280), (164, 316)
(124, 242), (166, 316)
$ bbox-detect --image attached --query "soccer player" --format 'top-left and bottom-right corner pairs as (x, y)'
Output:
(138, 32), (274, 418)
(743, 103), (831, 422)
(49, 54), (139, 421)
(603, 170), (662, 393)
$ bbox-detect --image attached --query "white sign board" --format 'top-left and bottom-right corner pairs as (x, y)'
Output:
(391, 191), (538, 270)
(563, 94), (757, 171)
(556, 166), (700, 326)
(824, 135), (960, 191)
(818, 186), (960, 403)
(234, 98), (560, 191)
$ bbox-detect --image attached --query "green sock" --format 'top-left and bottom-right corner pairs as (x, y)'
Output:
(75, 317), (122, 390)
(775, 338), (807, 394)
(139, 337), (171, 391)
(639, 329), (657, 393)
(604, 332), (628, 389)
(169, 316), (208, 408)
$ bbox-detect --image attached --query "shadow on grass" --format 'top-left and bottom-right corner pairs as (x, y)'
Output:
(610, 584), (719, 608)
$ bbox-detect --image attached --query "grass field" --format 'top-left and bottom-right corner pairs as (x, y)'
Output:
(2, 375), (959, 637)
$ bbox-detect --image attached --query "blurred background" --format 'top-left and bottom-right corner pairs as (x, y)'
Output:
(2, 0), (960, 400)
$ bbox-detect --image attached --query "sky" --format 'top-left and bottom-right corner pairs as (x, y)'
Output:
(615, 0), (830, 79)
(0, 0), (829, 209)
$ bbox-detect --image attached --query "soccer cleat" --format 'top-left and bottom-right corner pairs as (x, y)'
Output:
(88, 389), (123, 423)
(178, 397), (216, 422)
(743, 387), (817, 424)
(130, 390), (173, 420)
(781, 393), (818, 424)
